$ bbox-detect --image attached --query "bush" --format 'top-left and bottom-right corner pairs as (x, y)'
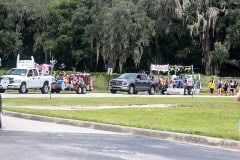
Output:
(91, 72), (119, 92)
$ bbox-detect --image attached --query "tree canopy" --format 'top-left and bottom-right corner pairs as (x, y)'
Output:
(0, 0), (240, 75)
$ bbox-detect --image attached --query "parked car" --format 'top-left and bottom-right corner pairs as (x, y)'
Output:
(109, 73), (159, 95)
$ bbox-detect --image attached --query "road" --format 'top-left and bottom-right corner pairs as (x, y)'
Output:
(0, 116), (239, 160)
(1, 92), (184, 98)
(0, 92), (235, 98)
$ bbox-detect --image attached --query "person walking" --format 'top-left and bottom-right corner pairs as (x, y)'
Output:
(229, 80), (235, 96)
(217, 79), (222, 96)
(223, 80), (229, 96)
(148, 71), (155, 81)
(208, 80), (215, 95)
(234, 79), (238, 95)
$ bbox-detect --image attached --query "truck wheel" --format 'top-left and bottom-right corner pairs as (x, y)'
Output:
(19, 83), (27, 94)
(110, 90), (117, 94)
(128, 85), (135, 94)
(76, 86), (82, 94)
(184, 88), (188, 95)
(188, 87), (193, 95)
(0, 89), (5, 93)
(81, 87), (87, 94)
(41, 82), (49, 94)
(148, 86), (155, 95)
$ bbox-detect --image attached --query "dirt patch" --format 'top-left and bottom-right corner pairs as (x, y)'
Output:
(8, 104), (177, 110)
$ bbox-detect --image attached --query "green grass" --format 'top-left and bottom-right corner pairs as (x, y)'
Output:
(2, 96), (238, 107)
(3, 97), (240, 140)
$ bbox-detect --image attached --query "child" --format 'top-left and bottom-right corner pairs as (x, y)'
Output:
(217, 79), (222, 96)
(223, 80), (229, 96)
(208, 80), (215, 95)
(234, 79), (238, 95)
(229, 80), (235, 96)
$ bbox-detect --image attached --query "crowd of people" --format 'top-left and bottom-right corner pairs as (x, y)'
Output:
(208, 79), (238, 96)
(53, 71), (93, 91)
(148, 71), (201, 92)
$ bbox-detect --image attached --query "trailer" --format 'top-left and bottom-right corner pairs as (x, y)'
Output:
(151, 64), (201, 95)
(51, 72), (93, 94)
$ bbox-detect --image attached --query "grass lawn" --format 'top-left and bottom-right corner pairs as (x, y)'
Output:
(3, 97), (240, 140)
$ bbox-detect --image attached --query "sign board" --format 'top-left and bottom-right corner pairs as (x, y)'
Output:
(107, 68), (113, 75)
(16, 54), (35, 68)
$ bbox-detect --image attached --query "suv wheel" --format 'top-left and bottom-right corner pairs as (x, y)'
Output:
(128, 85), (135, 94)
(110, 90), (117, 94)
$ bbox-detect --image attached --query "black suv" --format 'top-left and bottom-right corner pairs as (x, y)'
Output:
(109, 73), (158, 95)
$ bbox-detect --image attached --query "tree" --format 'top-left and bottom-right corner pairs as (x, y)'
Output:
(175, 0), (225, 75)
(87, 0), (153, 72)
(1, 0), (56, 64)
(211, 42), (229, 74)
(0, 2), (22, 66)
(225, 2), (240, 60)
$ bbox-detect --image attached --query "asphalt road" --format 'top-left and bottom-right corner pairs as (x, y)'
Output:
(0, 116), (239, 160)
(0, 92), (235, 98)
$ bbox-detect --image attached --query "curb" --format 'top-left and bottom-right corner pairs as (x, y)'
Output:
(4, 111), (239, 151)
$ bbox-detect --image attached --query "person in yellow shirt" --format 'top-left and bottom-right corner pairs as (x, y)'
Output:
(208, 80), (215, 95)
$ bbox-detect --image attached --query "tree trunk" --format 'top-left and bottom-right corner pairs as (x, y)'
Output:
(202, 20), (212, 75)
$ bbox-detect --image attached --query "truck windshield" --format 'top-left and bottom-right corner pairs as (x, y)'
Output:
(118, 73), (136, 79)
(5, 69), (27, 76)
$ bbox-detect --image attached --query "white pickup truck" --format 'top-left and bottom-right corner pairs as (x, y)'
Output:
(0, 67), (54, 94)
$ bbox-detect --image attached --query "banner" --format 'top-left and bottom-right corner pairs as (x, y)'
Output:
(151, 64), (193, 73)
(151, 64), (169, 73)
